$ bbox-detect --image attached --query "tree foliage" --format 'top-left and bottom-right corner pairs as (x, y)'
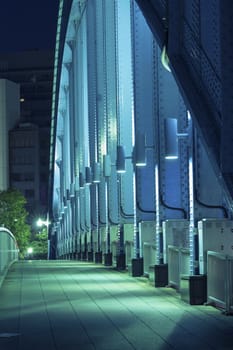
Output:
(29, 228), (48, 259)
(0, 189), (31, 256)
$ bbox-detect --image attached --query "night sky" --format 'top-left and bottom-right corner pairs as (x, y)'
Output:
(0, 0), (59, 52)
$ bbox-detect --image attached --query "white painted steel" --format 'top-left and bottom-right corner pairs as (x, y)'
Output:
(198, 219), (233, 274)
(0, 227), (19, 286)
(207, 251), (233, 314)
(168, 245), (190, 290)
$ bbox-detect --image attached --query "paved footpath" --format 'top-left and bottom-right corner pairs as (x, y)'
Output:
(0, 260), (233, 350)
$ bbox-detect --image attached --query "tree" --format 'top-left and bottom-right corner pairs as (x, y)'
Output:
(29, 228), (48, 259)
(0, 189), (31, 257)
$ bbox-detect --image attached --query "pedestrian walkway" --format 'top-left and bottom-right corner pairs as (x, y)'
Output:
(0, 260), (233, 350)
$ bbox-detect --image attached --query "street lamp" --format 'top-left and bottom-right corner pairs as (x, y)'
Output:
(116, 132), (147, 173)
(37, 217), (50, 228)
(27, 247), (33, 259)
(36, 215), (50, 259)
(27, 247), (33, 254)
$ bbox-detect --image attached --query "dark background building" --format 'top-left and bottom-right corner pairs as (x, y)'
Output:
(0, 0), (59, 228)
(0, 50), (54, 127)
(0, 50), (54, 227)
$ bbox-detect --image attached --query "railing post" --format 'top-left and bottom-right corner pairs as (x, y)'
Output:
(0, 227), (19, 287)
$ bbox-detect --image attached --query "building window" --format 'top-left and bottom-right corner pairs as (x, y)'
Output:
(11, 173), (21, 181)
(24, 173), (34, 181)
(0, 61), (8, 72)
(25, 189), (34, 198)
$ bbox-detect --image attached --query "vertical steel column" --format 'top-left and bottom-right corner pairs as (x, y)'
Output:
(105, 0), (119, 228)
(86, 1), (100, 261)
(131, 2), (158, 273)
(67, 42), (79, 257)
(95, 1), (108, 260)
(115, 0), (135, 270)
(187, 112), (195, 275)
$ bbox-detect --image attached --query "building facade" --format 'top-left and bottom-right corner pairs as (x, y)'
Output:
(0, 50), (53, 127)
(0, 50), (54, 224)
(9, 122), (50, 222)
(0, 79), (20, 191)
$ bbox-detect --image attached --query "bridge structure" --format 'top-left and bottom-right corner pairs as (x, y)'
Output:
(1, 2), (233, 348)
(47, 0), (233, 310)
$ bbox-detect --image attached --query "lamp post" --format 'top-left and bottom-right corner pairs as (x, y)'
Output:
(116, 133), (147, 276)
(36, 214), (50, 260)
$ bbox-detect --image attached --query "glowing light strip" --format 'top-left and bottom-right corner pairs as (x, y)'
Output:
(188, 111), (195, 275)
(155, 164), (161, 264)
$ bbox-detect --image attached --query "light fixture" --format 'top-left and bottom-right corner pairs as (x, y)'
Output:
(27, 247), (33, 254)
(79, 172), (85, 188)
(70, 183), (75, 197)
(37, 217), (50, 227)
(63, 196), (68, 209)
(134, 132), (146, 166)
(85, 166), (92, 185)
(103, 154), (111, 177)
(37, 218), (44, 227)
(116, 145), (126, 173)
(164, 118), (178, 159)
(66, 189), (70, 200)
(93, 162), (101, 183)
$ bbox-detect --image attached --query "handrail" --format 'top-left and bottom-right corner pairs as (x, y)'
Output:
(0, 226), (18, 244)
(0, 227), (19, 288)
(207, 251), (233, 315)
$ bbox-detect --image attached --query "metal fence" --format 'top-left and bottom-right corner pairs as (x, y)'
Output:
(168, 245), (190, 290)
(207, 251), (233, 314)
(0, 227), (19, 287)
(143, 242), (157, 276)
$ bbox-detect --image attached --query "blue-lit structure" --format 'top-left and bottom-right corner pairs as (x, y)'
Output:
(49, 0), (233, 309)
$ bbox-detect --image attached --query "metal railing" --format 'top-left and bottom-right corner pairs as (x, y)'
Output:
(207, 251), (233, 314)
(0, 227), (19, 287)
(168, 245), (190, 290)
(143, 242), (157, 276)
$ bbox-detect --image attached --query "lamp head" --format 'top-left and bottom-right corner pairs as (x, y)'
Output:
(93, 162), (101, 183)
(164, 118), (179, 160)
(134, 132), (146, 167)
(116, 145), (126, 173)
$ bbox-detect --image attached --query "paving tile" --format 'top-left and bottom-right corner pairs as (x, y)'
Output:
(0, 260), (233, 349)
